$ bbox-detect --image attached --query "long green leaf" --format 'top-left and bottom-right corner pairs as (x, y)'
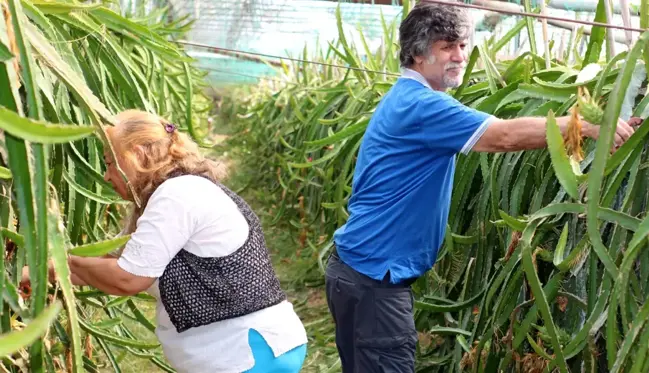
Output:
(522, 0), (538, 70)
(605, 117), (649, 175)
(643, 0), (649, 69)
(22, 20), (123, 186)
(583, 0), (607, 65)
(5, 0), (47, 368)
(492, 19), (526, 55)
(304, 118), (368, 149)
(0, 301), (61, 358)
(0, 228), (24, 247)
(496, 84), (571, 112)
(454, 47), (480, 99)
(416, 288), (485, 313)
(47, 196), (83, 372)
(30, 0), (102, 14)
(79, 319), (160, 349)
(61, 171), (124, 205)
(0, 106), (94, 143)
(68, 235), (130, 257)
(521, 242), (568, 373)
(606, 213), (649, 371)
(552, 223), (569, 267)
(587, 31), (649, 279)
(0, 167), (12, 179)
(428, 326), (471, 337)
(182, 61), (203, 145)
(611, 296), (649, 372)
(546, 110), (579, 200)
(0, 41), (12, 62)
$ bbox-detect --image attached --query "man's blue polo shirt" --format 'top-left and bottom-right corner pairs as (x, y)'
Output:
(332, 69), (494, 284)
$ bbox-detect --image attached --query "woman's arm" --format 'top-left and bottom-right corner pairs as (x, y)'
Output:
(68, 256), (155, 296)
(71, 273), (87, 286)
(22, 262), (89, 287)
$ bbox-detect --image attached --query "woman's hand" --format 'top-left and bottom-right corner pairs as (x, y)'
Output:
(21, 259), (89, 288)
(20, 260), (55, 286)
(19, 265), (31, 289)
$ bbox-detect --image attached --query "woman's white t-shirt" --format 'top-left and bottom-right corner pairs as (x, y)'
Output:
(116, 175), (307, 373)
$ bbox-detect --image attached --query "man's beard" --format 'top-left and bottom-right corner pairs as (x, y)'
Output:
(424, 55), (465, 89)
(443, 62), (465, 88)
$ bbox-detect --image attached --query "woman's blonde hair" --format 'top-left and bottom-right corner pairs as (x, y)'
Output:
(111, 110), (226, 234)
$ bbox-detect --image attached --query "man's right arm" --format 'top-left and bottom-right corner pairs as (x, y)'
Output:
(471, 116), (635, 153)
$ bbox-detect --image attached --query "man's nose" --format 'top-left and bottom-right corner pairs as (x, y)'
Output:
(451, 47), (465, 62)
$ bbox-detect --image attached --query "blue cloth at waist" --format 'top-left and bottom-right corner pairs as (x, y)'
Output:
(244, 328), (306, 373)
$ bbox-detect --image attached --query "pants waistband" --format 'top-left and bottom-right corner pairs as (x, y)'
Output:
(330, 246), (417, 288)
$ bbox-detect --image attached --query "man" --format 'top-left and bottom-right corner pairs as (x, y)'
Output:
(324, 2), (635, 373)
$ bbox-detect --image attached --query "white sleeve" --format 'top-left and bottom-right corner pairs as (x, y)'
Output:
(460, 115), (495, 155)
(117, 186), (193, 278)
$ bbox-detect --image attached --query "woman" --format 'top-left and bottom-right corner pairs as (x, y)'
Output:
(32, 110), (308, 372)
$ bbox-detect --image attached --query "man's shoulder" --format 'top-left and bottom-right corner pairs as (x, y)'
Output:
(377, 79), (439, 112)
(392, 77), (431, 94)
(392, 79), (460, 107)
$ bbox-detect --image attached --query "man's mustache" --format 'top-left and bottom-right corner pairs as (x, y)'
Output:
(445, 63), (465, 70)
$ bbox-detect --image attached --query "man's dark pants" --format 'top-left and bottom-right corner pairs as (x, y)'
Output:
(324, 248), (418, 373)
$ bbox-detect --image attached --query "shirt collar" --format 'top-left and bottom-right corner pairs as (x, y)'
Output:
(401, 68), (433, 90)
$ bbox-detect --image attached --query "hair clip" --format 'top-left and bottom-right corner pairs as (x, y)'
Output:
(164, 123), (176, 134)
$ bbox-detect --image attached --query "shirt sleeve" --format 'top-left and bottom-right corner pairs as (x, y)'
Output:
(117, 185), (193, 278)
(418, 91), (495, 155)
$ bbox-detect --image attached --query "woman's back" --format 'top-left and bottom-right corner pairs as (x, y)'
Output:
(117, 175), (307, 372)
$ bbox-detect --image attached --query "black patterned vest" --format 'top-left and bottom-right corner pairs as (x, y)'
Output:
(158, 177), (286, 333)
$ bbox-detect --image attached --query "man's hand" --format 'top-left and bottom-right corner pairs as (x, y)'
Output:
(582, 117), (637, 154)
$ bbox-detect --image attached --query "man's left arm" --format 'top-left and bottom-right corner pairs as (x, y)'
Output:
(471, 116), (636, 153)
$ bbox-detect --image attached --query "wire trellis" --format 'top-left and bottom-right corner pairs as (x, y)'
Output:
(200, 66), (299, 85)
(178, 40), (401, 77)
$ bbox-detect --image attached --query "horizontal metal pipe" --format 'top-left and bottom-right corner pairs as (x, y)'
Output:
(424, 0), (645, 33)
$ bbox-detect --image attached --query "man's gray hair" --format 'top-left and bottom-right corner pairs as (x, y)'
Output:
(399, 2), (472, 68)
